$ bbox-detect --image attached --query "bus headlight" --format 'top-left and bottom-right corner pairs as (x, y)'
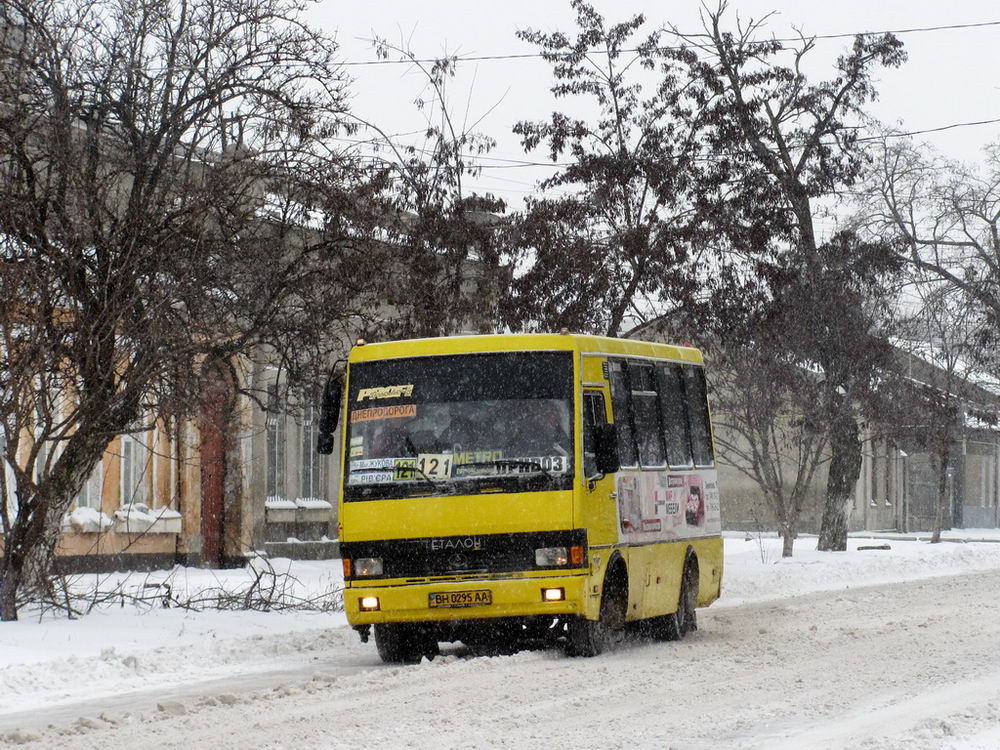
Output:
(535, 547), (568, 566)
(359, 596), (380, 611)
(353, 557), (383, 576)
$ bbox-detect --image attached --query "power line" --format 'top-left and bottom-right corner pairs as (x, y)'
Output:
(856, 117), (1000, 142)
(34, 17), (999, 79)
(329, 134), (570, 167)
(340, 20), (1000, 67)
(341, 116), (1000, 171)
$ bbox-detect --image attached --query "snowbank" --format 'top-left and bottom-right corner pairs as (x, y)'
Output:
(721, 530), (1000, 607)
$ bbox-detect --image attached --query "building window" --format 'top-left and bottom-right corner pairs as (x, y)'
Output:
(301, 405), (322, 499)
(266, 384), (286, 498)
(883, 442), (893, 506)
(867, 442), (876, 508)
(34, 400), (49, 483)
(120, 435), (148, 505)
(1, 434), (16, 523)
(76, 462), (103, 510)
(983, 456), (990, 508)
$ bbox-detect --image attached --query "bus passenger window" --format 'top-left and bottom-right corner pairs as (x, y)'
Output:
(630, 364), (666, 468)
(657, 364), (693, 468)
(582, 390), (607, 478)
(684, 366), (715, 466)
(608, 362), (638, 468)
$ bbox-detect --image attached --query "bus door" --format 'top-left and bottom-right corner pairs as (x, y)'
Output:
(581, 387), (616, 539)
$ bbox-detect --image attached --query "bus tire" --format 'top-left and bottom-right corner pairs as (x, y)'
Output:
(652, 556), (699, 641)
(374, 623), (435, 664)
(566, 565), (626, 657)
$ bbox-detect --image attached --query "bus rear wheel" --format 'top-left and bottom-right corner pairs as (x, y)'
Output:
(651, 558), (699, 641)
(566, 570), (626, 657)
(374, 623), (438, 664)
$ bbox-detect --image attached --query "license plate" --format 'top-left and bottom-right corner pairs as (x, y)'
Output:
(428, 589), (492, 608)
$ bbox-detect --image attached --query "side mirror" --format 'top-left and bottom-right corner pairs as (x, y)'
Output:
(316, 371), (343, 455)
(594, 423), (620, 475)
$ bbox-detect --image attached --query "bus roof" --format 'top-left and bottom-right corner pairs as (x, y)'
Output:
(347, 333), (704, 365)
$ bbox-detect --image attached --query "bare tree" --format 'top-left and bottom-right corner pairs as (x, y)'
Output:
(861, 134), (1000, 537)
(349, 37), (508, 339)
(707, 321), (828, 557)
(869, 136), (1000, 331)
(0, 0), (384, 620)
(887, 281), (993, 541)
(673, 2), (906, 551)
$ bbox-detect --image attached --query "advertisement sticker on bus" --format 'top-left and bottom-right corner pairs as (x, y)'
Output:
(617, 470), (721, 541)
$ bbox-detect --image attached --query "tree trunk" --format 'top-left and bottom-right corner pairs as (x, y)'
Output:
(780, 523), (795, 557)
(0, 490), (61, 621)
(930, 444), (950, 544)
(0, 429), (122, 620)
(818, 412), (862, 551)
(0, 545), (23, 621)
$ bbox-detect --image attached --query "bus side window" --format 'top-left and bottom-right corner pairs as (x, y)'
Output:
(656, 363), (694, 468)
(582, 390), (607, 478)
(630, 363), (666, 468)
(684, 365), (715, 466)
(608, 361), (638, 468)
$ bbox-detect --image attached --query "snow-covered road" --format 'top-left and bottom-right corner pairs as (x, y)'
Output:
(6, 562), (1000, 749)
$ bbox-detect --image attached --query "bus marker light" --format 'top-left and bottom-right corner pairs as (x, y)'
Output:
(342, 559), (352, 578)
(542, 588), (565, 602)
(360, 596), (380, 611)
(570, 545), (584, 565)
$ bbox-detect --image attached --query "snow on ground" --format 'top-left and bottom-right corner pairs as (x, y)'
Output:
(720, 528), (1000, 607)
(2, 532), (999, 713)
(0, 558), (350, 716)
(1, 531), (999, 748)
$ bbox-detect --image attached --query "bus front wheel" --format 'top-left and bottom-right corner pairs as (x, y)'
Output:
(374, 623), (438, 664)
(566, 568), (626, 657)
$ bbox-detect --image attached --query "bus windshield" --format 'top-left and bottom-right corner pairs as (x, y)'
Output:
(344, 351), (574, 500)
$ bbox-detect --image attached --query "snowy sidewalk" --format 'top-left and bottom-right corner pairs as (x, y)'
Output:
(851, 528), (1000, 544)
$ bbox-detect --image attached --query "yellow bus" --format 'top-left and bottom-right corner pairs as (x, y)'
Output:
(322, 333), (723, 662)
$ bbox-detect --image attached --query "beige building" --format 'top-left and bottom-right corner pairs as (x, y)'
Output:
(1, 356), (342, 573)
(626, 322), (1000, 536)
(4, 261), (495, 573)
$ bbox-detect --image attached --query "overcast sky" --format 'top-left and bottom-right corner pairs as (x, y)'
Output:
(306, 1), (1000, 207)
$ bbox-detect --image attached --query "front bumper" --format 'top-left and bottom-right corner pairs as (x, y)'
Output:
(345, 572), (590, 625)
